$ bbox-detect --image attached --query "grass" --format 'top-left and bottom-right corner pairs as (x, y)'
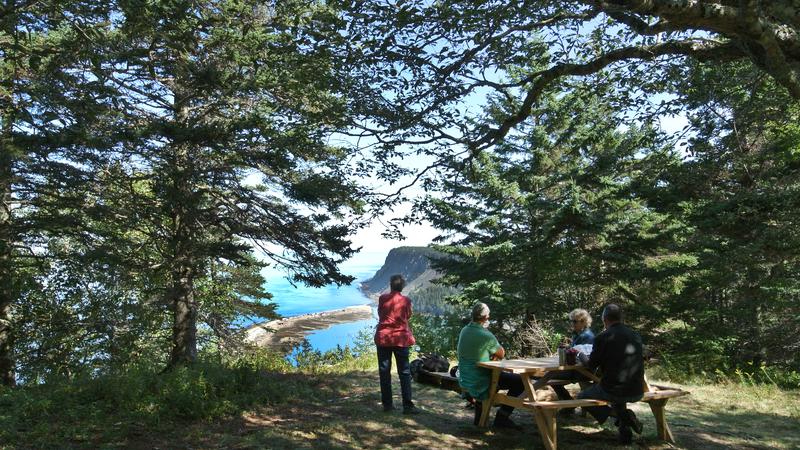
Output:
(1, 353), (799, 449)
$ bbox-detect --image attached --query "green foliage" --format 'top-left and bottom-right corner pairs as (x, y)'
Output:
(0, 351), (304, 446)
(4, 0), (376, 380)
(424, 86), (684, 355)
(409, 313), (464, 358)
(651, 353), (800, 390)
(409, 284), (459, 315)
(290, 326), (377, 372)
(651, 61), (800, 374)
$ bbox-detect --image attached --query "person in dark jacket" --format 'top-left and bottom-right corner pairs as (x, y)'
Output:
(577, 304), (645, 444)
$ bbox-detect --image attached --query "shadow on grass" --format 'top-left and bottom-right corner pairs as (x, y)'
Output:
(164, 371), (799, 450)
(8, 368), (797, 449)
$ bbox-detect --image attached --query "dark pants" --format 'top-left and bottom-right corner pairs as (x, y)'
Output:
(545, 370), (590, 401)
(577, 383), (643, 426)
(377, 346), (413, 409)
(473, 372), (525, 424)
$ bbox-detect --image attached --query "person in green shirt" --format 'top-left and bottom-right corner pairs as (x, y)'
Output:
(456, 302), (524, 430)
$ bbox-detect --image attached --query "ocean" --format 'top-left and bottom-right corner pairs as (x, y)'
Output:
(239, 250), (386, 353)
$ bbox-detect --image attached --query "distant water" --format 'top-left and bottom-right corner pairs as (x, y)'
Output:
(239, 250), (386, 353)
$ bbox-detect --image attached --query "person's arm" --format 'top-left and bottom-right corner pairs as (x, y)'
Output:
(585, 334), (604, 371)
(491, 345), (505, 361)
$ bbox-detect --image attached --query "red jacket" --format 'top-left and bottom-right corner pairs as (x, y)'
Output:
(374, 291), (416, 347)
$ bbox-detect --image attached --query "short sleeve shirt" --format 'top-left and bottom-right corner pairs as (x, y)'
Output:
(374, 291), (415, 347)
(456, 322), (501, 400)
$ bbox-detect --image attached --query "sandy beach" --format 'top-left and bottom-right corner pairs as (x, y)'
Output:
(245, 304), (375, 352)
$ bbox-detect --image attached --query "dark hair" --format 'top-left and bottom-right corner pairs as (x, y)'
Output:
(389, 274), (405, 292)
(602, 304), (623, 323)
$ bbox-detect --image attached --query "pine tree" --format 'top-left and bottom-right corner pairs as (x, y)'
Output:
(1, 0), (113, 385)
(93, 0), (364, 368)
(424, 86), (686, 351)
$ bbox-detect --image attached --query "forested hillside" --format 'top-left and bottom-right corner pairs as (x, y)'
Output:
(361, 246), (458, 315)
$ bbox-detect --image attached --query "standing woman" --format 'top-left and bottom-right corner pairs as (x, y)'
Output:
(374, 274), (420, 414)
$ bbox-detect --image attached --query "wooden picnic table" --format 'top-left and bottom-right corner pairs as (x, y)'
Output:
(477, 356), (688, 450)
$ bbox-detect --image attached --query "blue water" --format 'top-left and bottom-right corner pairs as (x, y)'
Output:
(241, 250), (386, 353)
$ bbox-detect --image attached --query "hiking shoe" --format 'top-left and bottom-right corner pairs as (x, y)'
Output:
(626, 409), (643, 435)
(493, 415), (523, 431)
(383, 404), (396, 412)
(402, 405), (422, 415)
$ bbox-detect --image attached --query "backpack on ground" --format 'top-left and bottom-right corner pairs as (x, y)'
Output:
(419, 352), (450, 373)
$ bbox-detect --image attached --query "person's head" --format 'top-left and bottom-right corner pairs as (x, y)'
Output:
(471, 302), (490, 324)
(601, 303), (623, 328)
(389, 274), (405, 292)
(568, 308), (592, 333)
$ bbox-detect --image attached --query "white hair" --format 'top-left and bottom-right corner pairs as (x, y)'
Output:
(472, 302), (490, 321)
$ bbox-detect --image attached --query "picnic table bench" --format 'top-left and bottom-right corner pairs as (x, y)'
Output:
(476, 357), (690, 450)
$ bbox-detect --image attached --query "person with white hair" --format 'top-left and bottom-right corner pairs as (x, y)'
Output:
(550, 308), (597, 410)
(456, 302), (524, 430)
(567, 308), (595, 346)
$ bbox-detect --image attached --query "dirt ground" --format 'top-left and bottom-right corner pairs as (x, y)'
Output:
(134, 371), (799, 450)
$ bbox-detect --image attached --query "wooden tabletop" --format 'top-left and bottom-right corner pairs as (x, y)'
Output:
(477, 356), (584, 375)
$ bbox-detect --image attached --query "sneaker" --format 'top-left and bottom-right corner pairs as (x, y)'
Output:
(626, 409), (643, 435)
(493, 415), (522, 430)
(402, 405), (422, 415)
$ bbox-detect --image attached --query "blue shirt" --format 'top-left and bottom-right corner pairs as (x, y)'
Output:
(571, 328), (595, 347)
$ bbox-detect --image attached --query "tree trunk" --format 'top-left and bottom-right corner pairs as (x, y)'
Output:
(165, 81), (198, 368)
(163, 33), (201, 370)
(0, 13), (17, 382)
(165, 149), (198, 368)
(168, 262), (197, 367)
(0, 143), (15, 386)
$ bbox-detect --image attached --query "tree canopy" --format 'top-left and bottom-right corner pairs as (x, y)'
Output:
(1, 0), (799, 385)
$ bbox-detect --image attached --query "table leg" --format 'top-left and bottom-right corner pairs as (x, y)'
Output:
(479, 368), (500, 427)
(533, 406), (557, 450)
(648, 398), (675, 443)
(522, 373), (539, 401)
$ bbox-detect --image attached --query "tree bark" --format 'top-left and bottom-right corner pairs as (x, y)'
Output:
(165, 147), (199, 368)
(168, 261), (197, 367)
(165, 76), (199, 369)
(0, 141), (15, 386)
(0, 0), (18, 386)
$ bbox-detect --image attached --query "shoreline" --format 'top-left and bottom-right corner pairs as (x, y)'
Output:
(245, 304), (375, 352)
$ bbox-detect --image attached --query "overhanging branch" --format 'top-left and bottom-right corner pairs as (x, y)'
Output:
(474, 39), (747, 151)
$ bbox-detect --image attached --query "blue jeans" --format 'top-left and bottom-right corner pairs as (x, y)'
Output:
(377, 346), (413, 409)
(577, 383), (643, 425)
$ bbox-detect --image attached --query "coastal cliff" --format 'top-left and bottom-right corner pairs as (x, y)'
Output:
(360, 246), (441, 294)
(362, 246), (457, 315)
